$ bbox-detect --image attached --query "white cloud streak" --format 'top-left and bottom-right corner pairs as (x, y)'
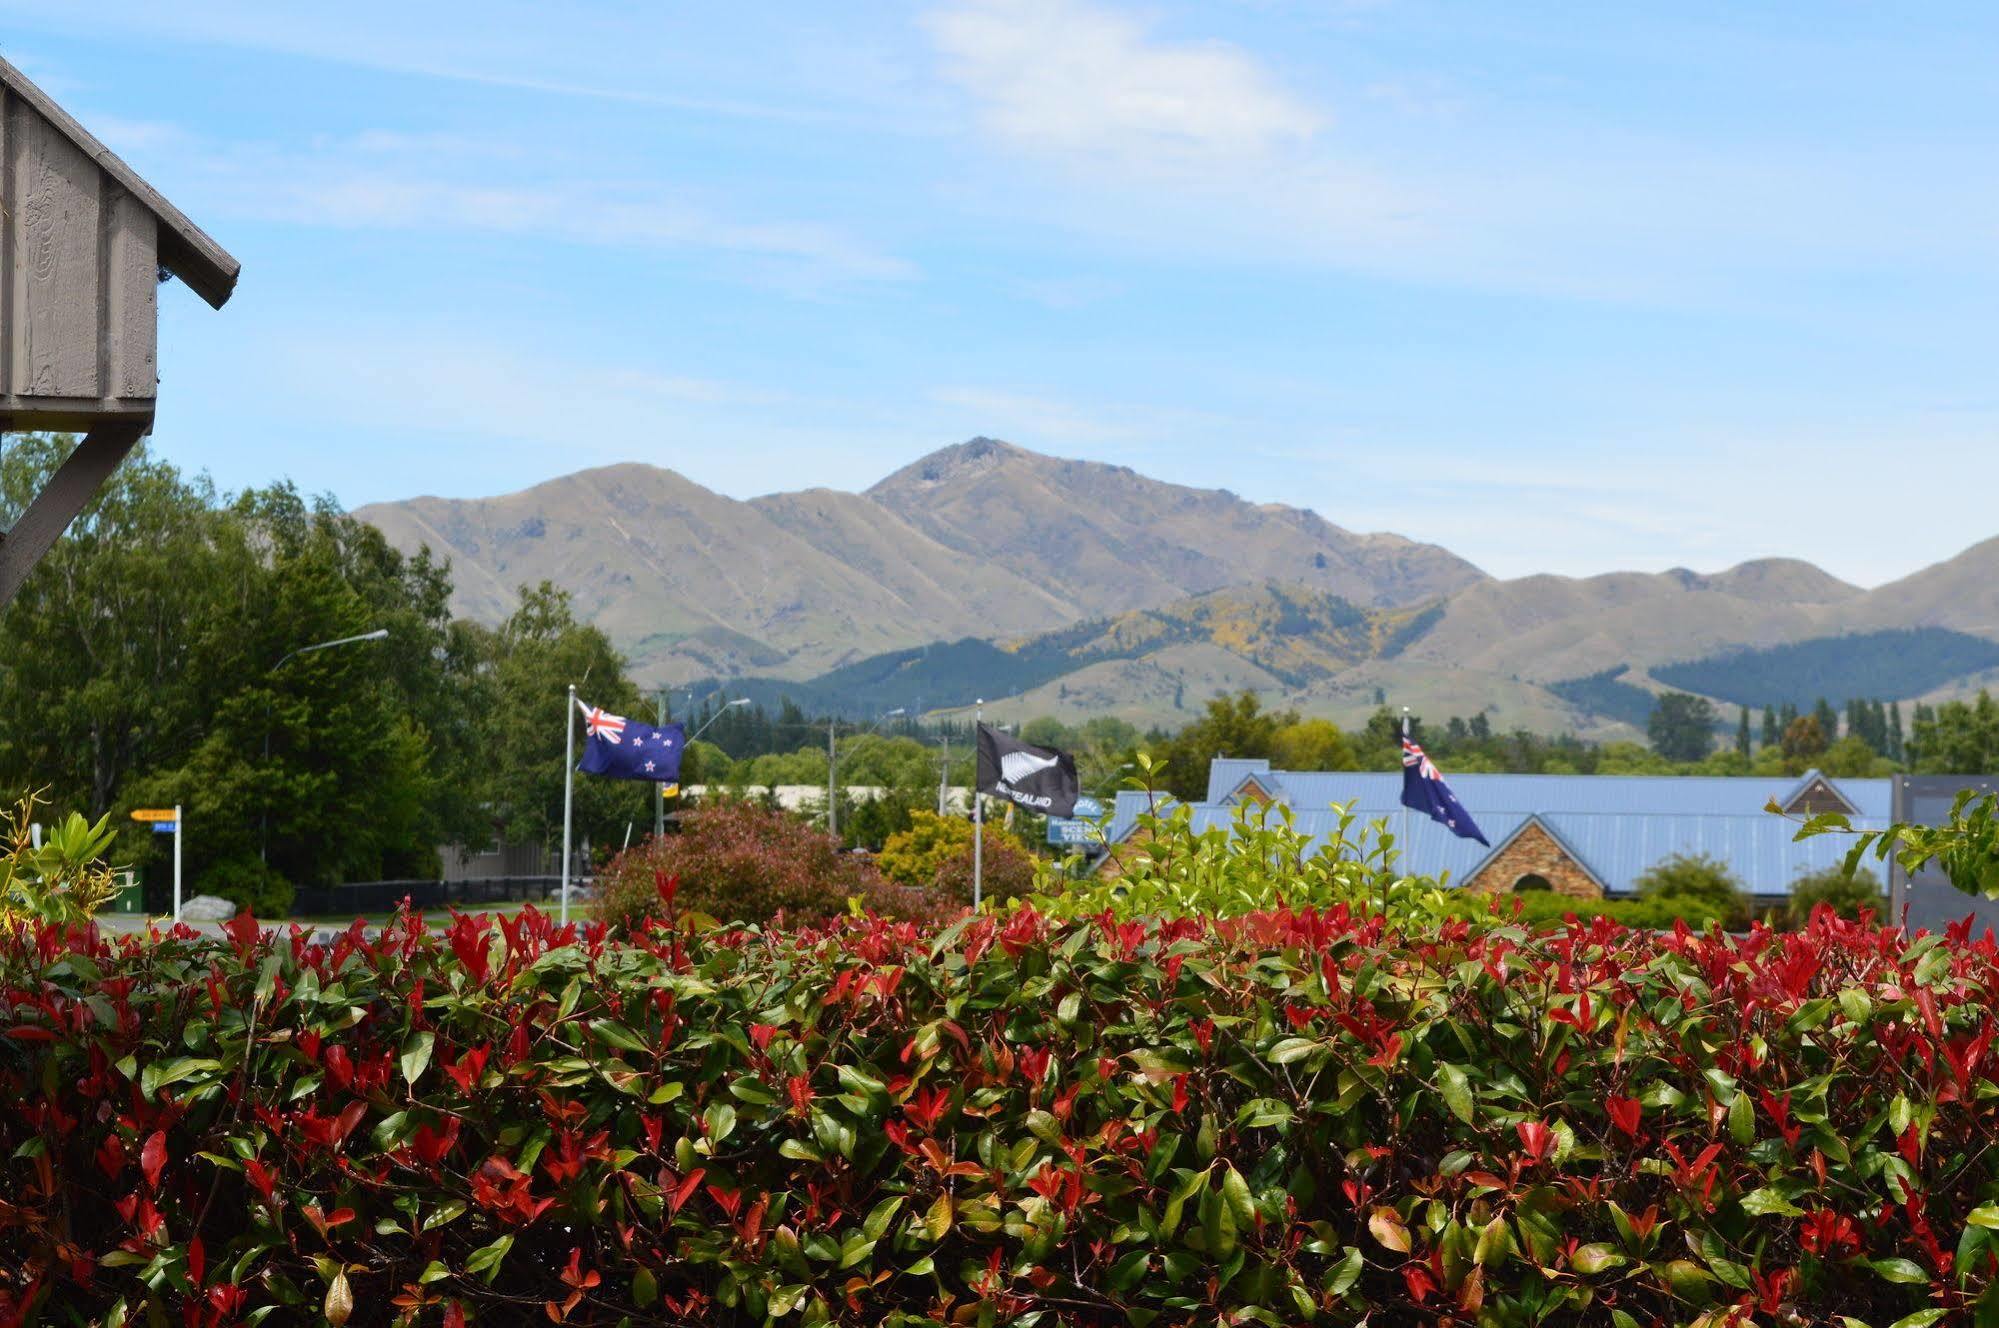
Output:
(925, 0), (1323, 167)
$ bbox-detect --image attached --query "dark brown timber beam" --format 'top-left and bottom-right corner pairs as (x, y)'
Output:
(0, 421), (148, 609)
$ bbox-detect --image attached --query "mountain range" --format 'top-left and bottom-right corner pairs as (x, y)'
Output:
(355, 439), (1999, 735)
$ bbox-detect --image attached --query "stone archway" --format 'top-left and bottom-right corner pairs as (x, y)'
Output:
(1513, 873), (1553, 893)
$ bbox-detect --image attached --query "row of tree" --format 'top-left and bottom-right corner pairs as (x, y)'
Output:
(8, 436), (1997, 913)
(0, 438), (657, 912)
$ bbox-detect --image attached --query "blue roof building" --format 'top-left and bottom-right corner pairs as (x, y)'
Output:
(1103, 759), (1889, 899)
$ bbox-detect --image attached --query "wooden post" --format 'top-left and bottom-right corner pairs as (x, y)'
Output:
(0, 420), (146, 607)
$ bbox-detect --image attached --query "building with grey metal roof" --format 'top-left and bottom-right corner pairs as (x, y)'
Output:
(1103, 758), (1891, 899)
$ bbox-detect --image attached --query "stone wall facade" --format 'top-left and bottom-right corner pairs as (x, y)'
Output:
(1460, 820), (1603, 899)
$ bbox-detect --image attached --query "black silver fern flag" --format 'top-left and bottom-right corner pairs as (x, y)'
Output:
(976, 722), (1081, 818)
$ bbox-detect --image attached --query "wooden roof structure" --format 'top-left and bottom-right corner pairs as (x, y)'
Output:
(0, 54), (239, 606)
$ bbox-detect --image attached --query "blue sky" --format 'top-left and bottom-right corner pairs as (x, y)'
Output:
(4, 2), (1994, 584)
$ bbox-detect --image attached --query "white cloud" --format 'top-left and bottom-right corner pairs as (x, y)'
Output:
(132, 128), (916, 288)
(925, 0), (1323, 170)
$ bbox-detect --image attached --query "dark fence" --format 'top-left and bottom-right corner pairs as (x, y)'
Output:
(290, 876), (574, 918)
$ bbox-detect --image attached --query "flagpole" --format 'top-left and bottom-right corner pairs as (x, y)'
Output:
(1399, 707), (1412, 900)
(973, 699), (984, 912)
(561, 683), (576, 927)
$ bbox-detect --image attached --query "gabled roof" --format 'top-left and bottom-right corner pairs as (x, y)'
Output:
(0, 56), (239, 308)
(1264, 769), (1892, 820)
(1775, 768), (1859, 816)
(1464, 814), (1611, 895)
(1205, 758), (1272, 803)
(1150, 765), (1895, 895)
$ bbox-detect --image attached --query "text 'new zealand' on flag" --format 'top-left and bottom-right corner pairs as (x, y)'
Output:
(976, 722), (1081, 818)
(1401, 733), (1489, 845)
(576, 698), (684, 784)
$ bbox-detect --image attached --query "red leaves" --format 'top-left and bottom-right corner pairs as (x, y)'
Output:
(443, 1043), (489, 1094)
(902, 1085), (951, 1133)
(140, 1129), (167, 1189)
(242, 1156), (277, 1202)
(410, 1117), (460, 1171)
(446, 913), (493, 986)
(1661, 1140), (1724, 1210)
(666, 1168), (706, 1215)
(221, 909), (260, 956)
(94, 1131), (125, 1179)
(1799, 1208), (1862, 1258)
(301, 1203), (357, 1241)
(19, 891), (1999, 1323)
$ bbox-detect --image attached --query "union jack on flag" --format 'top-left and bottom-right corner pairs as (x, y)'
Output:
(575, 696), (683, 784)
(1401, 736), (1439, 780)
(579, 701), (627, 743)
(1399, 730), (1489, 845)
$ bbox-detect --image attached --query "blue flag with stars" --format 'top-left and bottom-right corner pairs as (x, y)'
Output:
(1401, 733), (1489, 845)
(576, 698), (684, 783)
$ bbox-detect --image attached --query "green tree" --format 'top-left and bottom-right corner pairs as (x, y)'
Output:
(1778, 865), (1885, 927)
(0, 439), (228, 821)
(1159, 692), (1295, 799)
(1909, 691), (1999, 774)
(1634, 852), (1751, 929)
(1269, 718), (1359, 772)
(1647, 692), (1717, 763)
(470, 582), (649, 863)
(1781, 713), (1828, 765)
(1821, 734), (1884, 779)
(1761, 705), (1779, 750)
(1735, 706), (1751, 757)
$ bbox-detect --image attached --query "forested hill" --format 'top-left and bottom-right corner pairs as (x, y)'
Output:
(1651, 628), (1999, 708)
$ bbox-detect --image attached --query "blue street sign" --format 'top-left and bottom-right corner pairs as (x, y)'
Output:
(151, 821), (177, 834)
(1045, 797), (1106, 846)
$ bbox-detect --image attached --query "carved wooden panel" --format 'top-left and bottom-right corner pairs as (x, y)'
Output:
(13, 103), (101, 399)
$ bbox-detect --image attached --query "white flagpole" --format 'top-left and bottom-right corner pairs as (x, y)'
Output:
(561, 683), (576, 926)
(1399, 706), (1412, 870)
(972, 700), (984, 912)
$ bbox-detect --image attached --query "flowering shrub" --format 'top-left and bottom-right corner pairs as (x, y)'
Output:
(4, 903), (1999, 1324)
(879, 810), (1029, 894)
(595, 800), (929, 929)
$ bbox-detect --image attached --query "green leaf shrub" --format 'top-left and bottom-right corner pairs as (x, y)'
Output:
(1633, 852), (1754, 930)
(0, 793), (122, 926)
(6, 900), (1999, 1323)
(1779, 865), (1888, 928)
(1043, 797), (1458, 924)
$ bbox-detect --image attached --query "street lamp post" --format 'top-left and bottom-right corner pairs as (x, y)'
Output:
(656, 697), (749, 837)
(261, 628), (389, 866)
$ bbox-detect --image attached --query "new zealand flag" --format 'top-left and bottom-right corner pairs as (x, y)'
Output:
(577, 698), (684, 784)
(1401, 735), (1489, 845)
(976, 722), (1081, 818)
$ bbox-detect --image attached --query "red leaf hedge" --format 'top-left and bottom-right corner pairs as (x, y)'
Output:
(4, 904), (1999, 1325)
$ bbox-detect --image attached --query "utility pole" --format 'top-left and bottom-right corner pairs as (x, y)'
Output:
(937, 735), (950, 816)
(654, 688), (668, 840)
(827, 717), (839, 839)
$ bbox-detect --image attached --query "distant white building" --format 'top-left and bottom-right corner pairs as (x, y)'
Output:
(679, 785), (975, 816)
